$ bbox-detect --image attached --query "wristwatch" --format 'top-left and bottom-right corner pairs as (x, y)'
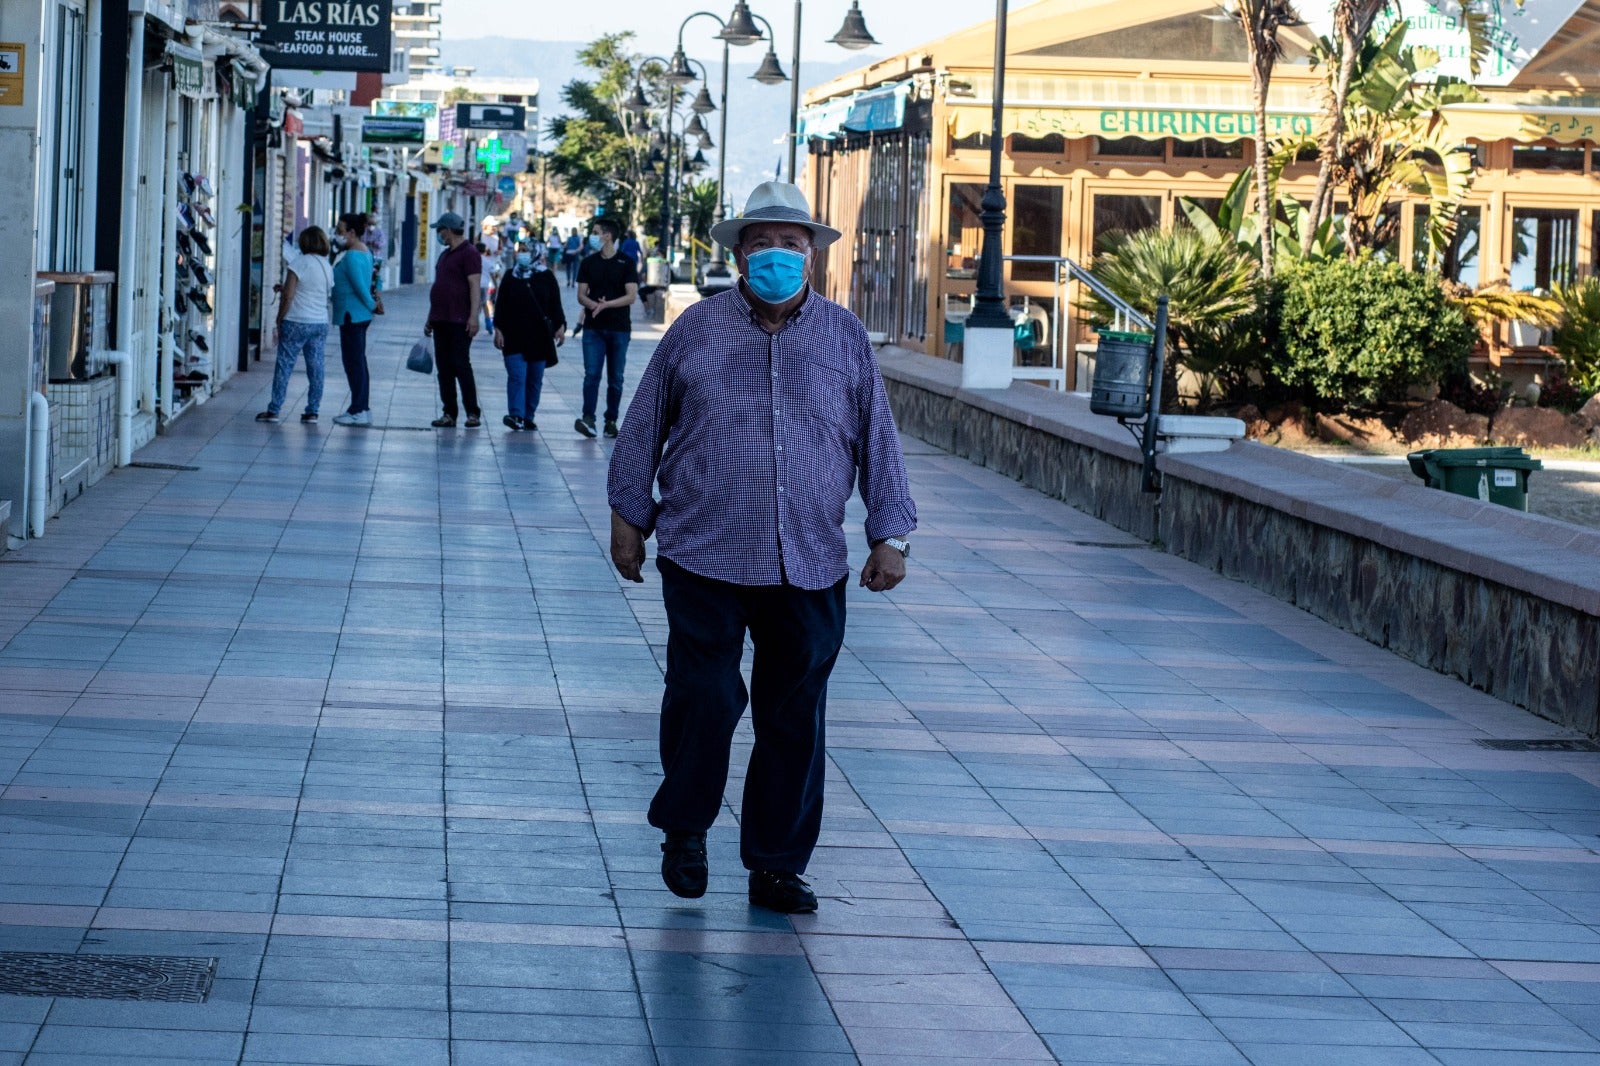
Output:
(879, 537), (911, 558)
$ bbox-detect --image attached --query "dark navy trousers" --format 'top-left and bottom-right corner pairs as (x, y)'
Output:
(648, 557), (847, 874)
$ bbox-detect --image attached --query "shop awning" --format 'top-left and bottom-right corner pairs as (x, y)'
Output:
(166, 42), (205, 100)
(800, 82), (912, 139)
(1437, 104), (1600, 144)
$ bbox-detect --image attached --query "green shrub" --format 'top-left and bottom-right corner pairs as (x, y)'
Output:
(1276, 256), (1477, 409)
(1553, 278), (1600, 396)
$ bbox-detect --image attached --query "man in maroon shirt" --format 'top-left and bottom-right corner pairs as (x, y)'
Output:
(424, 211), (484, 428)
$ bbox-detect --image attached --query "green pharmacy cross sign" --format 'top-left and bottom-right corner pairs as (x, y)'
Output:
(475, 138), (514, 175)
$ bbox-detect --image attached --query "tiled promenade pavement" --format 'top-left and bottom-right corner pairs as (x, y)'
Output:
(1, 285), (1598, 1066)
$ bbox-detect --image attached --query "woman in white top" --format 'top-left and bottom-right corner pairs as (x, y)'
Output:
(257, 226), (335, 424)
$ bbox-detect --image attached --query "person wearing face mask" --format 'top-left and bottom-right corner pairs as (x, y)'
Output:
(575, 217), (640, 438)
(492, 242), (565, 431)
(330, 213), (379, 427)
(606, 182), (916, 915)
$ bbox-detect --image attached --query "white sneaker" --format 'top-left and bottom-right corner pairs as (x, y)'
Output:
(333, 411), (372, 427)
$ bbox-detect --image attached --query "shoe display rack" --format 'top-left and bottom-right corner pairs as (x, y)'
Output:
(173, 169), (216, 401)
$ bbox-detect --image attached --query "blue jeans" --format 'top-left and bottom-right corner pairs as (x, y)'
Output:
(271, 319), (327, 415)
(339, 319), (370, 414)
(504, 354), (546, 420)
(581, 328), (629, 423)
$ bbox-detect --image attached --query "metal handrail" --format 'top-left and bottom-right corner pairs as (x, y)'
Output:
(1002, 255), (1154, 331)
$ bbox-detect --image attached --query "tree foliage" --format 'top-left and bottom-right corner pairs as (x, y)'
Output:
(544, 34), (686, 237)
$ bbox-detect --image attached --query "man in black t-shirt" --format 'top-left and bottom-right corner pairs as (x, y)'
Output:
(575, 217), (639, 438)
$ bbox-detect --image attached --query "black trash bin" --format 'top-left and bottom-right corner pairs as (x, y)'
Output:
(1090, 331), (1155, 417)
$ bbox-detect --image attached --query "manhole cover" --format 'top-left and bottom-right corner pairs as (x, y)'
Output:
(0, 952), (216, 1001)
(1476, 738), (1600, 753)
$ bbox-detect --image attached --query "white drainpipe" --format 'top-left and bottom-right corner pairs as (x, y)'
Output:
(25, 393), (49, 538)
(104, 350), (134, 466)
(115, 15), (145, 357)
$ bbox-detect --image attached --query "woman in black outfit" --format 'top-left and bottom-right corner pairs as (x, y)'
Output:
(493, 242), (566, 430)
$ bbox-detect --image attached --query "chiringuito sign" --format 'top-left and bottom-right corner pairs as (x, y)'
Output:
(260, 0), (394, 73)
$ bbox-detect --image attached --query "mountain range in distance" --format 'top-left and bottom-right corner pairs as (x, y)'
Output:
(438, 38), (880, 210)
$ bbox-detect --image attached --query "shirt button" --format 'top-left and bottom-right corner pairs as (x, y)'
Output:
(776, 445), (783, 452)
(778, 486), (784, 494)
(772, 371), (778, 379)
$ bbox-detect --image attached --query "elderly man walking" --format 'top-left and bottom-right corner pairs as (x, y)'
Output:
(607, 182), (917, 914)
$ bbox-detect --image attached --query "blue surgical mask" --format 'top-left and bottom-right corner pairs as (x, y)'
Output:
(588, 235), (602, 251)
(516, 253), (533, 268)
(744, 248), (807, 304)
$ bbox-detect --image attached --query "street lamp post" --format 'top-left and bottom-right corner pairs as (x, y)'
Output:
(960, 0), (1015, 389)
(770, 0), (876, 184)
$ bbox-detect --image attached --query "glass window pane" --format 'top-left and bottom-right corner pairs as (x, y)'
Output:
(1010, 133), (1065, 155)
(1170, 138), (1245, 160)
(1510, 208), (1579, 290)
(1413, 205), (1481, 286)
(1512, 145), (1587, 171)
(946, 183), (985, 279)
(1093, 195), (1161, 253)
(1176, 196), (1224, 228)
(1010, 185), (1064, 281)
(1094, 136), (1165, 158)
(1593, 211), (1600, 277)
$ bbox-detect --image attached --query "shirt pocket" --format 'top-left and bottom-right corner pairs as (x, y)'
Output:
(798, 351), (857, 436)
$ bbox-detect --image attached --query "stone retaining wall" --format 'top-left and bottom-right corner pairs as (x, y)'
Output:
(878, 346), (1600, 738)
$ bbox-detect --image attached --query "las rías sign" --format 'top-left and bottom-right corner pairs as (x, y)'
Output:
(261, 0), (393, 73)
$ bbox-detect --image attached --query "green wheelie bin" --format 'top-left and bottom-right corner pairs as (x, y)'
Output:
(1406, 447), (1543, 510)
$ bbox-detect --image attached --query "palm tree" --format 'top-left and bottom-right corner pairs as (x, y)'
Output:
(1303, 0), (1495, 253)
(1234, 0), (1301, 278)
(1302, 0), (1388, 253)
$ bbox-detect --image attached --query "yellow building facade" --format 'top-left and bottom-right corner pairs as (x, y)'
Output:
(801, 0), (1600, 386)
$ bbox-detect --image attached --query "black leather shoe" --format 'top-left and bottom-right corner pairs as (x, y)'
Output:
(748, 870), (817, 914)
(660, 832), (708, 899)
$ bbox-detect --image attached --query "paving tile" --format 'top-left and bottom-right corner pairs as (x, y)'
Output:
(0, 284), (1596, 1064)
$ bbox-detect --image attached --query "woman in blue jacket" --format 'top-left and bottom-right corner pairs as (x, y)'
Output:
(331, 213), (380, 427)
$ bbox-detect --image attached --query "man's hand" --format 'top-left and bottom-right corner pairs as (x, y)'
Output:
(493, 329), (505, 350)
(859, 542), (907, 593)
(553, 327), (566, 348)
(423, 323), (433, 337)
(466, 317), (480, 339)
(611, 511), (646, 583)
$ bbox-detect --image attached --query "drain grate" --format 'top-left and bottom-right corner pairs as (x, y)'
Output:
(128, 461), (201, 472)
(0, 952), (216, 1001)
(1476, 738), (1600, 753)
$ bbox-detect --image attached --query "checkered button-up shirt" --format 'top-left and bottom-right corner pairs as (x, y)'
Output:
(607, 286), (917, 590)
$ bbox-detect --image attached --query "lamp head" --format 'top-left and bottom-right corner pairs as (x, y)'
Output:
(752, 49), (788, 85)
(718, 1), (764, 45)
(829, 1), (878, 50)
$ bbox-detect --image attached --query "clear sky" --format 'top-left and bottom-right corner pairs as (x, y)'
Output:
(440, 0), (1033, 67)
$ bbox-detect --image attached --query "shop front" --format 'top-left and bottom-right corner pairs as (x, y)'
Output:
(801, 0), (1600, 388)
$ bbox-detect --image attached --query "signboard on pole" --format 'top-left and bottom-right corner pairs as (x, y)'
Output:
(456, 103), (527, 131)
(363, 115), (426, 144)
(260, 0), (394, 73)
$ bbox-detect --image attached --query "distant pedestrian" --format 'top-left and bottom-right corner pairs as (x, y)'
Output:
(607, 181), (917, 914)
(425, 211), (484, 429)
(620, 230), (642, 274)
(475, 240), (496, 330)
(493, 241), (565, 431)
(363, 216), (387, 280)
(257, 226), (334, 425)
(330, 213), (379, 427)
(574, 217), (639, 438)
(546, 232), (562, 271)
(563, 229), (582, 287)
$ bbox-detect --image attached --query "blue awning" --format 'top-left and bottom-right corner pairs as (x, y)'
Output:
(800, 81), (911, 140)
